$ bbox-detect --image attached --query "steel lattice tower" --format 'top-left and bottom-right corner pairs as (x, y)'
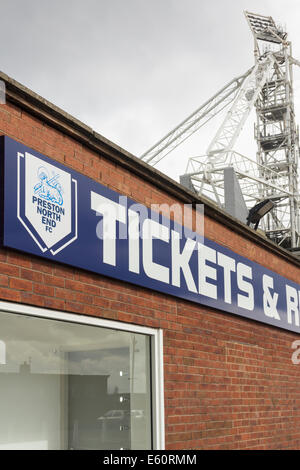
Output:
(140, 11), (300, 249)
(246, 12), (300, 248)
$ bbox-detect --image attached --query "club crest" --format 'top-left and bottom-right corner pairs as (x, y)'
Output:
(34, 166), (64, 206)
(17, 152), (78, 255)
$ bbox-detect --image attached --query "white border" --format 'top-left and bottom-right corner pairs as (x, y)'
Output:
(50, 178), (78, 256)
(17, 153), (47, 253)
(0, 300), (165, 450)
(17, 153), (78, 256)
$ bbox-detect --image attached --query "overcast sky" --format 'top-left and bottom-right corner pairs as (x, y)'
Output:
(1, 0), (300, 181)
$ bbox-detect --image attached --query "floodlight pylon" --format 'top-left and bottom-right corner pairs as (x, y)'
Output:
(140, 11), (300, 249)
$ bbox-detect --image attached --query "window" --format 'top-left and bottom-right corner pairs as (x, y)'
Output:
(0, 302), (164, 450)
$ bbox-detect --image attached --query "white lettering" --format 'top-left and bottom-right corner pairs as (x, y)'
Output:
(128, 209), (140, 274)
(171, 231), (197, 292)
(237, 262), (254, 311)
(263, 274), (280, 320)
(292, 340), (300, 365)
(286, 285), (300, 326)
(217, 253), (236, 304)
(91, 191), (126, 266)
(142, 219), (170, 284)
(198, 244), (217, 299)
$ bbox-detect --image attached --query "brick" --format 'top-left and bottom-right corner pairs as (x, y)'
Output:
(54, 266), (74, 279)
(65, 301), (84, 314)
(64, 279), (85, 292)
(31, 261), (53, 274)
(0, 287), (21, 302)
(0, 275), (8, 287)
(75, 292), (93, 305)
(81, 283), (101, 296)
(43, 274), (65, 288)
(33, 284), (55, 297)
(0, 250), (7, 262)
(7, 253), (31, 268)
(55, 287), (76, 301)
(21, 268), (43, 283)
(64, 154), (84, 173)
(44, 297), (65, 311)
(93, 296), (110, 308)
(83, 304), (113, 317)
(0, 262), (21, 282)
(21, 292), (44, 306)
(9, 278), (32, 291)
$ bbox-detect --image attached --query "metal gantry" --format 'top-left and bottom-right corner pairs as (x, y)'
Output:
(140, 11), (300, 249)
(140, 69), (253, 166)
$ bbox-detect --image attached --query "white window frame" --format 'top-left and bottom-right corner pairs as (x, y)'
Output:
(0, 300), (165, 450)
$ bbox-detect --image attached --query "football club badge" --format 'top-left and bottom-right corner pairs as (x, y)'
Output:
(17, 152), (77, 255)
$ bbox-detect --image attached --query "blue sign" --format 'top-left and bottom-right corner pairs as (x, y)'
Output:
(1, 136), (300, 334)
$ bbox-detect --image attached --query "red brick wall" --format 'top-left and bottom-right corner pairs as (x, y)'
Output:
(1, 99), (300, 449)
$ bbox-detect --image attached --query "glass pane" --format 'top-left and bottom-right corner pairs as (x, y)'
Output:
(0, 311), (152, 450)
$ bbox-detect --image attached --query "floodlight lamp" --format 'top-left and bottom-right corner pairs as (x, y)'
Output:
(246, 199), (274, 230)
